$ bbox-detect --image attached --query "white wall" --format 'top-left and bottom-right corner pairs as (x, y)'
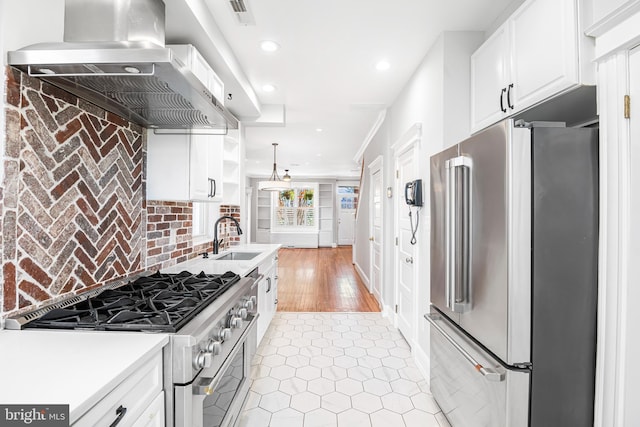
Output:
(353, 118), (389, 288)
(354, 31), (483, 371)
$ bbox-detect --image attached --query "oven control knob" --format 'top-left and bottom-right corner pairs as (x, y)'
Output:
(215, 327), (231, 341)
(242, 299), (254, 310)
(206, 339), (222, 355)
(230, 316), (243, 329)
(238, 308), (248, 320)
(194, 351), (212, 369)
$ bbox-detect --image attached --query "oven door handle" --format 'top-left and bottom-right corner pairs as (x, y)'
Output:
(193, 314), (259, 395)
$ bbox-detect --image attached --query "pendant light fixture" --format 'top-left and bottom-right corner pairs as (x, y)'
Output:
(283, 169), (292, 182)
(258, 143), (291, 191)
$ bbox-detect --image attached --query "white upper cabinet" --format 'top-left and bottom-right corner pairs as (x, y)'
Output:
(170, 44), (224, 104)
(510, 0), (578, 108)
(147, 44), (227, 202)
(470, 25), (511, 131)
(147, 133), (224, 202)
(470, 0), (595, 133)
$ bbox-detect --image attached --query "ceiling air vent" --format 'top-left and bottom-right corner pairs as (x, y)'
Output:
(228, 0), (255, 25)
(229, 0), (247, 12)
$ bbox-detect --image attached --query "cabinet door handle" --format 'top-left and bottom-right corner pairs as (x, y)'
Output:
(500, 88), (507, 113)
(507, 83), (514, 110)
(109, 405), (127, 427)
(208, 178), (216, 198)
(266, 277), (271, 293)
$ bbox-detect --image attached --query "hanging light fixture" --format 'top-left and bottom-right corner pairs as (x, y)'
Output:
(283, 169), (292, 182)
(258, 143), (291, 191)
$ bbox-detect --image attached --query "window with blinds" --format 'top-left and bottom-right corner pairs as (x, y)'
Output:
(271, 184), (319, 231)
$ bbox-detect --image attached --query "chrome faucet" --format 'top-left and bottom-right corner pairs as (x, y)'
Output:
(213, 215), (243, 254)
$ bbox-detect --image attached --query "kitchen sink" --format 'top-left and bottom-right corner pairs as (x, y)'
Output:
(214, 252), (261, 261)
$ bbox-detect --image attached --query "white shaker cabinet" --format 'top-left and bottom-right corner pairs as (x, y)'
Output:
(146, 44), (226, 202)
(470, 0), (594, 133)
(256, 251), (279, 345)
(470, 25), (511, 132)
(73, 352), (163, 427)
(146, 132), (224, 202)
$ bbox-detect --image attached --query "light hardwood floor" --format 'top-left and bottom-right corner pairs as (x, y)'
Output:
(276, 246), (381, 312)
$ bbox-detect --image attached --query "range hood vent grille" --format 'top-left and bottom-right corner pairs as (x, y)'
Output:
(20, 65), (237, 129)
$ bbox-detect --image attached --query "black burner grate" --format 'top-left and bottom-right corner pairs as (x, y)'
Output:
(24, 271), (241, 332)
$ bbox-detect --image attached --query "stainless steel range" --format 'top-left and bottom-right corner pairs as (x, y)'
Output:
(6, 269), (259, 427)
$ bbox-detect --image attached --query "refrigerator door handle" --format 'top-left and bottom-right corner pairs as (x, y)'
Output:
(445, 156), (472, 313)
(425, 313), (504, 382)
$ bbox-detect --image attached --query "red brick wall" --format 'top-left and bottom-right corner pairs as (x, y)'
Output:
(218, 204), (242, 252)
(145, 201), (212, 270)
(145, 203), (242, 270)
(1, 68), (146, 316)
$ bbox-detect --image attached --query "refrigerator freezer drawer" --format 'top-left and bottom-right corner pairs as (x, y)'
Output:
(427, 312), (529, 427)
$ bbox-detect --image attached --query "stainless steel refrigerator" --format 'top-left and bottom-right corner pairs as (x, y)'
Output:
(426, 119), (598, 427)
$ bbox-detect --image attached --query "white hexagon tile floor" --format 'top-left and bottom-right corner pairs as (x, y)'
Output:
(238, 312), (452, 427)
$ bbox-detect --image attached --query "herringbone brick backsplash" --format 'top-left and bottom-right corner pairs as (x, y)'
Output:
(2, 68), (146, 314)
(1, 68), (243, 319)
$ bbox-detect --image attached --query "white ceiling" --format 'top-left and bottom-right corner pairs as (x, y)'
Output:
(204, 0), (517, 179)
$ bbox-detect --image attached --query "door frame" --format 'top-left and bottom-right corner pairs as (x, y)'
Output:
(336, 185), (358, 246)
(591, 10), (640, 424)
(392, 124), (422, 338)
(368, 156), (384, 304)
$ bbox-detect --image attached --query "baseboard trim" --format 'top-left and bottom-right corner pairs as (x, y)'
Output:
(382, 304), (395, 322)
(354, 261), (369, 287)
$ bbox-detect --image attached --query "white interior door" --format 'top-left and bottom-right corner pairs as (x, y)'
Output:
(337, 187), (357, 245)
(395, 147), (418, 344)
(369, 159), (383, 304)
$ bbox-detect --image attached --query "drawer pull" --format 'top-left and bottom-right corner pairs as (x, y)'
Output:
(110, 405), (127, 427)
(425, 313), (504, 382)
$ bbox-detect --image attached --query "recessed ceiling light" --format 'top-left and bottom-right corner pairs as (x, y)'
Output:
(376, 60), (391, 71)
(316, 128), (323, 132)
(260, 40), (280, 52)
(262, 84), (276, 92)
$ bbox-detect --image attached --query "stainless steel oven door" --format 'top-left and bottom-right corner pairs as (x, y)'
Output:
(174, 315), (258, 427)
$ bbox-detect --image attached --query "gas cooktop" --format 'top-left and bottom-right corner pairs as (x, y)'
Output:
(22, 270), (241, 332)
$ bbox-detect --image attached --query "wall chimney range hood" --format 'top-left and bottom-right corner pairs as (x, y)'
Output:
(7, 0), (238, 131)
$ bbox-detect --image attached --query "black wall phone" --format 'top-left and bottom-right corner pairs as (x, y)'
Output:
(405, 179), (423, 206)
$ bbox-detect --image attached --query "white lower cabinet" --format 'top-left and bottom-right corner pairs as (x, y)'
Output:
(73, 352), (163, 427)
(257, 252), (279, 344)
(131, 392), (164, 427)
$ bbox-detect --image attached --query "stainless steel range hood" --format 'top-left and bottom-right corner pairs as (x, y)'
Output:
(7, 0), (238, 130)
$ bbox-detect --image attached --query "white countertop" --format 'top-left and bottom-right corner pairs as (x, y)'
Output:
(0, 244), (278, 423)
(0, 329), (168, 424)
(162, 243), (281, 276)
